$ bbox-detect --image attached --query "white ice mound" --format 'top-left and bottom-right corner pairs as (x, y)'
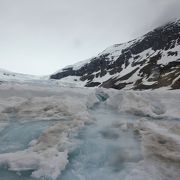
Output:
(0, 148), (68, 180)
(135, 119), (180, 161)
(106, 90), (180, 119)
(125, 119), (180, 180)
(0, 84), (96, 179)
(107, 91), (166, 117)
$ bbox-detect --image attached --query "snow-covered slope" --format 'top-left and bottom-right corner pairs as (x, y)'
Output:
(0, 68), (40, 82)
(0, 68), (63, 87)
(50, 19), (180, 90)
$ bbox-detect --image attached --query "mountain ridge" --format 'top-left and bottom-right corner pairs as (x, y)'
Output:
(50, 19), (180, 90)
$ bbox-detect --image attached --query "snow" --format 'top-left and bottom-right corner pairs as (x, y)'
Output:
(172, 74), (180, 85)
(141, 80), (156, 86)
(133, 48), (155, 63)
(0, 82), (97, 180)
(53, 58), (92, 74)
(98, 38), (142, 61)
(106, 90), (180, 119)
(91, 72), (114, 83)
(0, 82), (179, 180)
(0, 148), (68, 180)
(157, 45), (180, 65)
(51, 42), (180, 90)
(52, 38), (140, 76)
(126, 119), (180, 180)
(54, 76), (88, 87)
(0, 68), (41, 82)
(98, 43), (131, 62)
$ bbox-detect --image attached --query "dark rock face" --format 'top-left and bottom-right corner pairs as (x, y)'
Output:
(50, 20), (180, 90)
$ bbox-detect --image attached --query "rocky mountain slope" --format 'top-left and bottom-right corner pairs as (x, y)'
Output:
(50, 19), (180, 90)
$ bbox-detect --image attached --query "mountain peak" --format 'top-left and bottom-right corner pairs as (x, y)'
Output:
(50, 19), (180, 90)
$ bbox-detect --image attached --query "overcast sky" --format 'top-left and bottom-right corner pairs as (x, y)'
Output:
(0, 0), (180, 75)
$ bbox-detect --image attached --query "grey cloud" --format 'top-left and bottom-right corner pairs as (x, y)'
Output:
(154, 0), (180, 25)
(0, 0), (179, 75)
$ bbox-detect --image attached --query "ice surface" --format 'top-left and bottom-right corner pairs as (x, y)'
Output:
(0, 120), (57, 153)
(59, 104), (142, 180)
(0, 83), (179, 179)
(126, 119), (180, 180)
(0, 83), (95, 180)
(0, 68), (41, 83)
(106, 90), (180, 119)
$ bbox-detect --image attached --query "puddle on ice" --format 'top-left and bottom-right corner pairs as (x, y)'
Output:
(59, 104), (142, 180)
(0, 169), (35, 180)
(0, 120), (57, 153)
(0, 120), (59, 179)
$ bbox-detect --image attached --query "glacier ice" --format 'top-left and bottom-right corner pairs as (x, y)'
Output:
(0, 83), (179, 179)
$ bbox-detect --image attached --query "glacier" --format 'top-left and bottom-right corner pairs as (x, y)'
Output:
(0, 82), (179, 180)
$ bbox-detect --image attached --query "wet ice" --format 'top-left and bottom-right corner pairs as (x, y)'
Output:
(59, 104), (142, 180)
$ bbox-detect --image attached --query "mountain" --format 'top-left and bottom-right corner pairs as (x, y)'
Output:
(0, 68), (41, 83)
(50, 19), (180, 90)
